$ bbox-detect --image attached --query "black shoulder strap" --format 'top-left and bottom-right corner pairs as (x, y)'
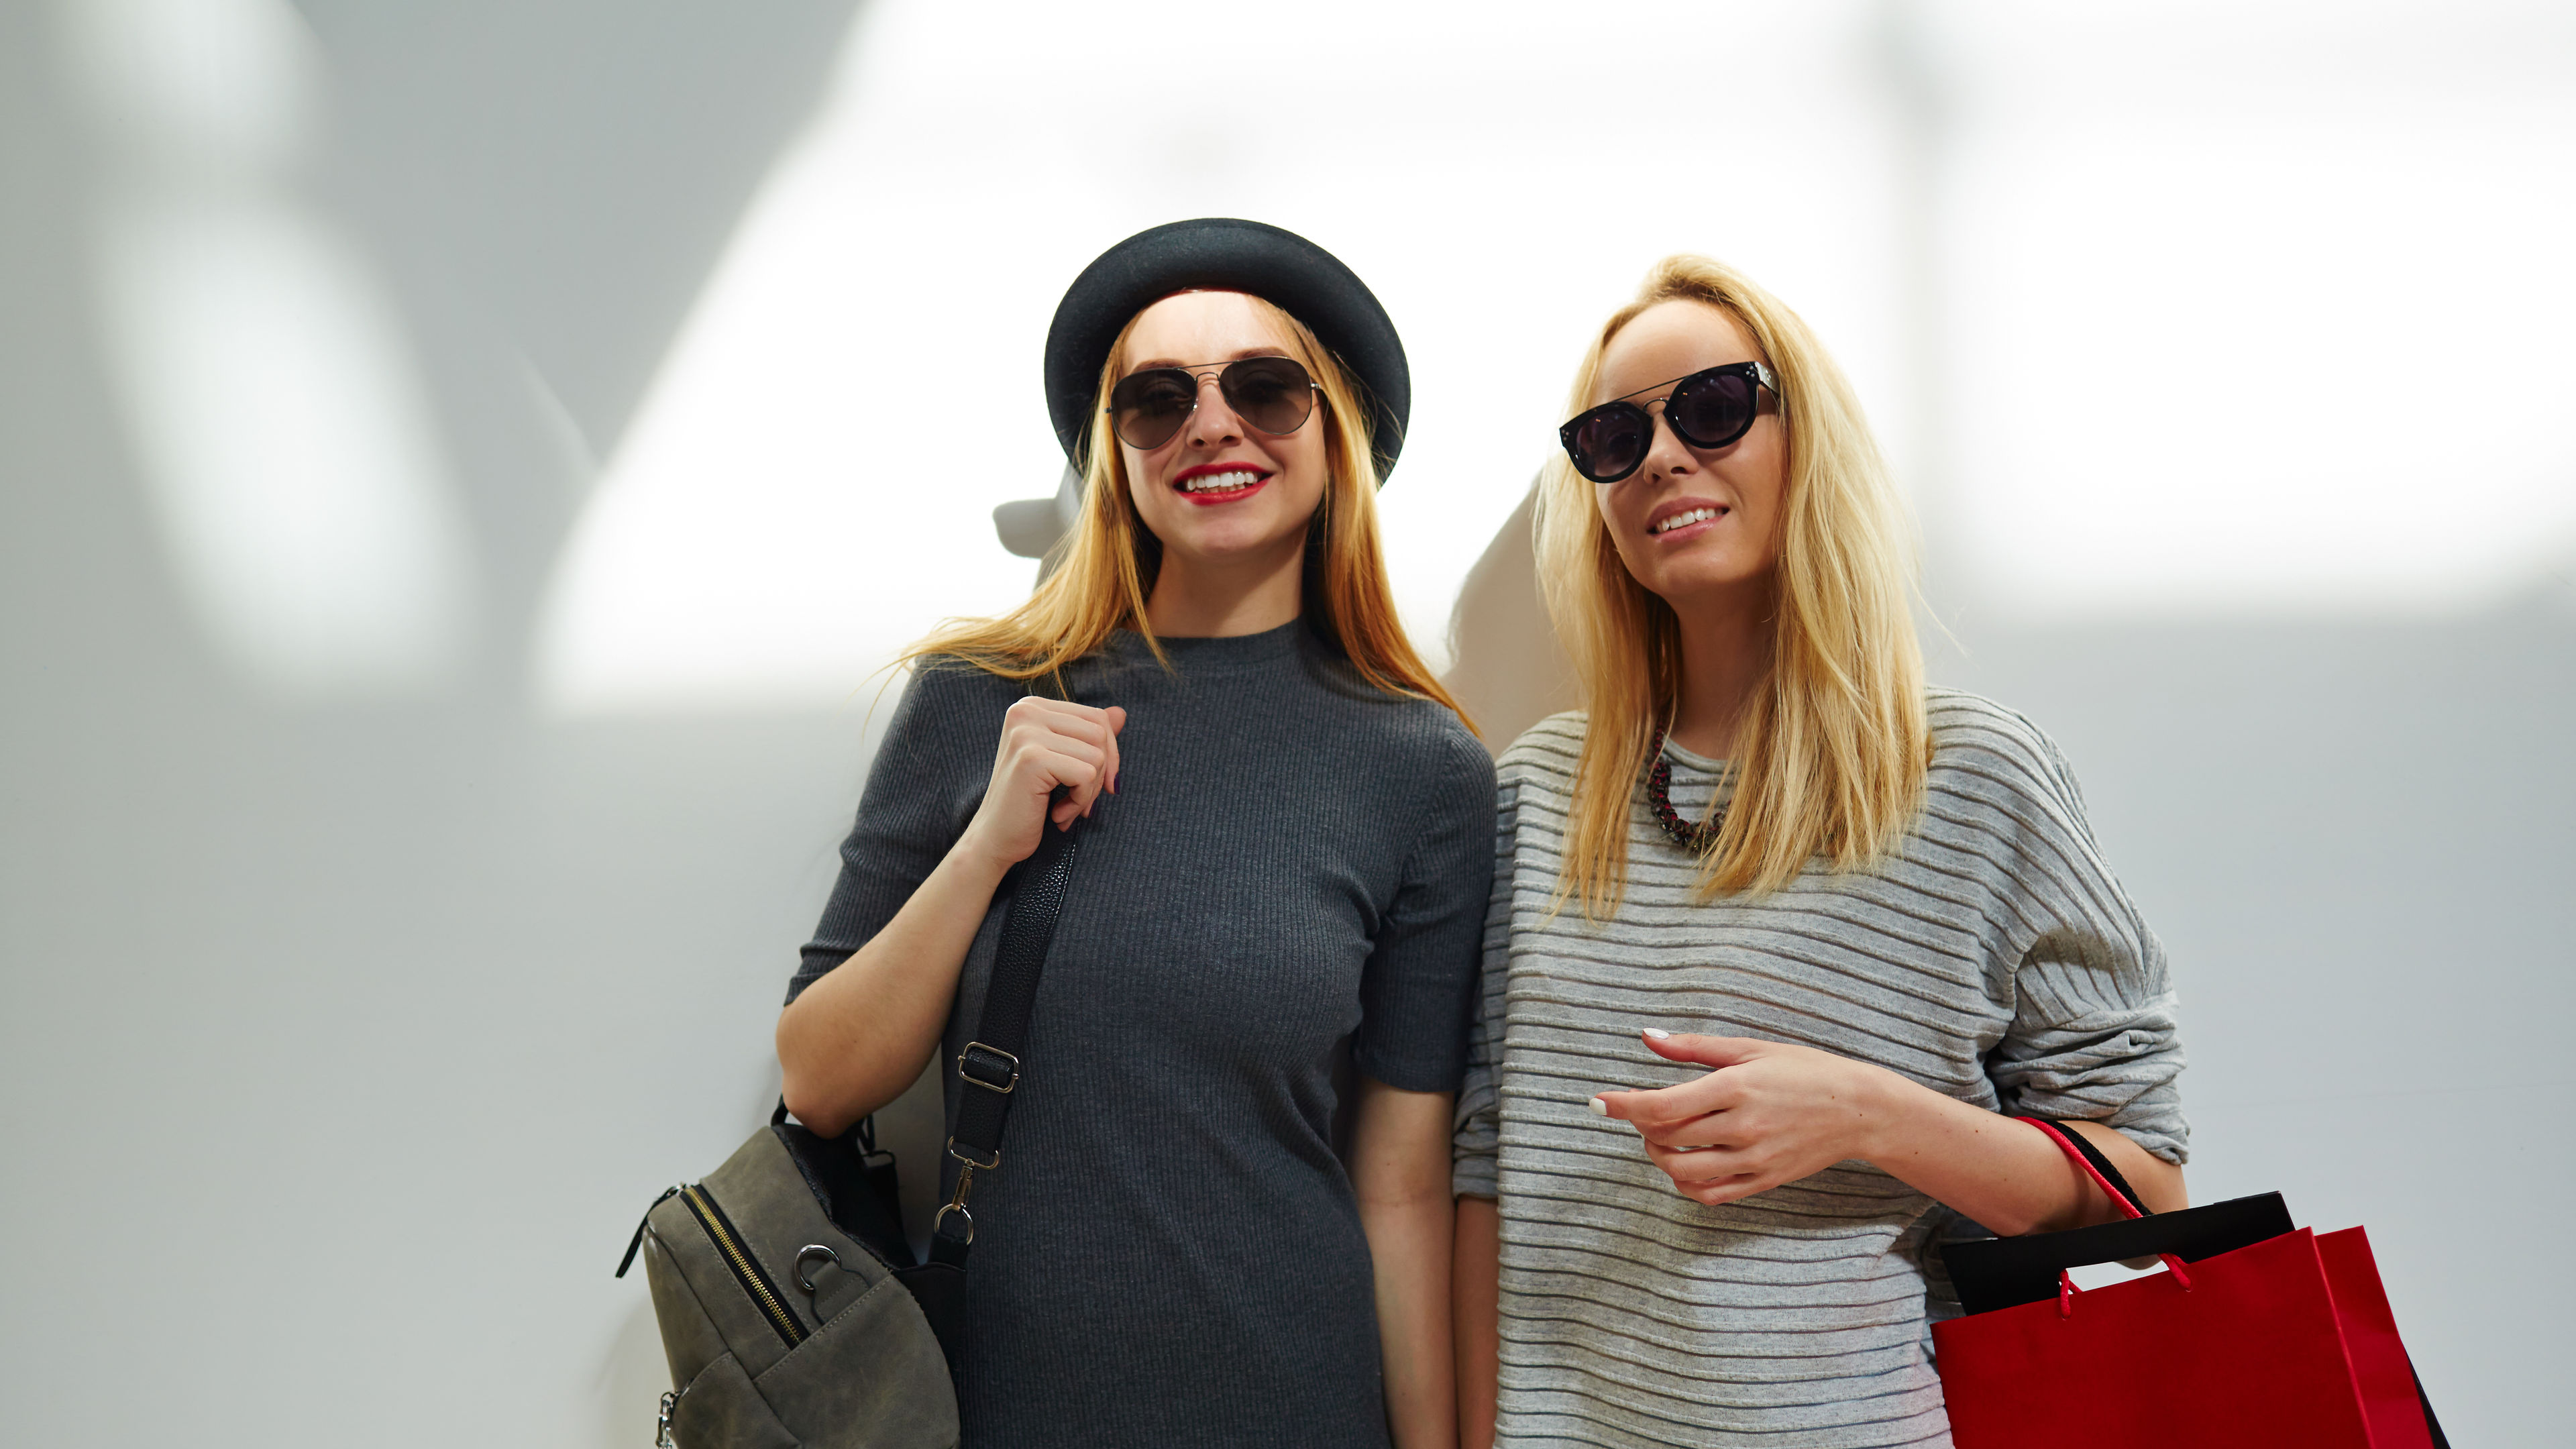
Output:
(927, 820), (1079, 1266)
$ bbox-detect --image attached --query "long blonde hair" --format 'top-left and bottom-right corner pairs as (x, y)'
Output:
(1537, 255), (1926, 911)
(911, 292), (1465, 720)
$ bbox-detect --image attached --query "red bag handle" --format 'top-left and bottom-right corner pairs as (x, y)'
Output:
(2019, 1117), (2146, 1220)
(2018, 1118), (2195, 1313)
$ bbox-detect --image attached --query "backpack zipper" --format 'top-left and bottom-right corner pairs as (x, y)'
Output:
(680, 1183), (806, 1350)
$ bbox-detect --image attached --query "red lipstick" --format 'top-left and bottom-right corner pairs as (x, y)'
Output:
(1170, 462), (1273, 506)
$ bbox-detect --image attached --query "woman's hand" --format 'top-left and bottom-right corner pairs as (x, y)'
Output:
(1591, 1033), (1902, 1208)
(955, 697), (1126, 871)
(779, 695), (1124, 1136)
(1593, 1032), (2188, 1232)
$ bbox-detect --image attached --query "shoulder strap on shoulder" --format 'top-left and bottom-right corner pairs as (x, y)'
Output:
(928, 820), (1079, 1266)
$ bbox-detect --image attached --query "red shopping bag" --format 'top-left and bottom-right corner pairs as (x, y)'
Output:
(1932, 1120), (2442, 1449)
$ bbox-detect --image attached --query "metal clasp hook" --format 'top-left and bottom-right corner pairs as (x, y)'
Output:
(934, 1163), (979, 1246)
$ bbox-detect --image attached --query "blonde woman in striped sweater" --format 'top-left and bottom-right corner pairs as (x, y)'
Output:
(1452, 256), (2190, 1448)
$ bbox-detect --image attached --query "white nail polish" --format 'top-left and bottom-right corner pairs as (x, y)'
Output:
(1642, 1028), (1671, 1040)
(1588, 1096), (1608, 1116)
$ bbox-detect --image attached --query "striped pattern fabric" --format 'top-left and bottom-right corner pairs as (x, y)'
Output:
(1454, 692), (2188, 1448)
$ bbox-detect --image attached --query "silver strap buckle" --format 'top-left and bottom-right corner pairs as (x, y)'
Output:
(957, 1040), (1021, 1094)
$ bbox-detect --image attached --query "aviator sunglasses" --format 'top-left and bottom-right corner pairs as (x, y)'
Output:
(1106, 356), (1322, 451)
(1558, 360), (1780, 484)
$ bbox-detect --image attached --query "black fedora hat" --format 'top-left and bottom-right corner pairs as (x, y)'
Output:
(1044, 218), (1409, 484)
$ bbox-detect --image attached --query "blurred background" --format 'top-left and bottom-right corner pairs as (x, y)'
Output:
(3, 0), (2569, 1442)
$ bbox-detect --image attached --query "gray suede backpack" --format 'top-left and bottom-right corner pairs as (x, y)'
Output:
(615, 827), (1078, 1448)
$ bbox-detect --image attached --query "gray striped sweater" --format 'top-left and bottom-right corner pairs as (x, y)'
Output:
(1454, 692), (2188, 1448)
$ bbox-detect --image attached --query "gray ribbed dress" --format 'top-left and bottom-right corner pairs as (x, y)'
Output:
(1453, 691), (2188, 1448)
(790, 622), (1493, 1449)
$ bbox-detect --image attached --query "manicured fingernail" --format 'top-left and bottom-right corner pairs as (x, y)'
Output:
(1642, 1028), (1670, 1040)
(1588, 1096), (1609, 1116)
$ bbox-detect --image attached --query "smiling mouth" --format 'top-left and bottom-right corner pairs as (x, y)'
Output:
(1652, 506), (1726, 535)
(1175, 468), (1268, 495)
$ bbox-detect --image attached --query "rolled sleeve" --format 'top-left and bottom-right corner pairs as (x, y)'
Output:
(1983, 734), (2190, 1164)
(1990, 967), (2189, 1163)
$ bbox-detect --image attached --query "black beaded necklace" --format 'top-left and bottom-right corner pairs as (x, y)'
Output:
(1644, 728), (1726, 854)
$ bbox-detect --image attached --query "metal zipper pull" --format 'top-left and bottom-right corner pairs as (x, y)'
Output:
(655, 1389), (677, 1447)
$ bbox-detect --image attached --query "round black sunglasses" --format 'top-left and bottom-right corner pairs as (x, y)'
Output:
(1558, 360), (1779, 484)
(1106, 356), (1321, 451)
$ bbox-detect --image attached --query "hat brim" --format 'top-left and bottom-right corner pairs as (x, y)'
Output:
(1044, 218), (1409, 484)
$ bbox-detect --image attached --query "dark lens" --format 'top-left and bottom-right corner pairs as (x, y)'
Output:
(1108, 368), (1198, 449)
(1563, 404), (1650, 483)
(1665, 368), (1759, 450)
(1220, 358), (1316, 436)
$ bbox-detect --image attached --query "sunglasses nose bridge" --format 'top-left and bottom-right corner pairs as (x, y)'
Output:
(1634, 400), (1701, 480)
(1184, 370), (1245, 445)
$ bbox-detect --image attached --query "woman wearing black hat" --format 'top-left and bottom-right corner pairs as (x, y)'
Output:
(776, 220), (1490, 1448)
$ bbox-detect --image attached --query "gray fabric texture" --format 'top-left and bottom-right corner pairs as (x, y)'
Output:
(790, 620), (1494, 1449)
(1454, 692), (2188, 1448)
(671, 1354), (801, 1449)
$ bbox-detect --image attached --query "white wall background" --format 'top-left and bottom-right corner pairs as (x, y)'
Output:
(3, 1), (2569, 1444)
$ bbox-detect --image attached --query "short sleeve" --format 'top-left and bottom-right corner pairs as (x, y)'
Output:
(1350, 726), (1498, 1093)
(1450, 775), (1518, 1199)
(1981, 727), (2190, 1165)
(784, 661), (1008, 1005)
